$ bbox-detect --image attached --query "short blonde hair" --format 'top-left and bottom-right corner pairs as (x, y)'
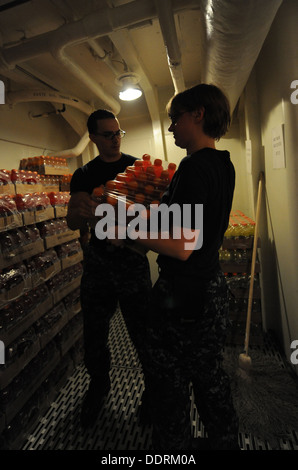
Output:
(167, 84), (231, 140)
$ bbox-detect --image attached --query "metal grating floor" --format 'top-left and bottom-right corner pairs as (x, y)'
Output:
(21, 309), (298, 451)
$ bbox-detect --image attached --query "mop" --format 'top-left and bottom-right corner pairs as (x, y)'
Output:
(238, 172), (264, 374)
(223, 172), (298, 448)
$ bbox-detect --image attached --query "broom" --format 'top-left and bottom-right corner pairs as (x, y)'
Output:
(238, 172), (264, 373)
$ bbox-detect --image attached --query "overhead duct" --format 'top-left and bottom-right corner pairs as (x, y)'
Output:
(201, 0), (283, 112)
(0, 0), (283, 117)
(154, 0), (185, 94)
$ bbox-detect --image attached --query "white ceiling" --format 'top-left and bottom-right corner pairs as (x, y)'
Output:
(0, 0), (283, 140)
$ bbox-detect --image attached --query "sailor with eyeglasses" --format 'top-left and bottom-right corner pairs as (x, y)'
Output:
(67, 109), (152, 429)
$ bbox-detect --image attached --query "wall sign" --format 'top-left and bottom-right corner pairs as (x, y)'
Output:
(272, 124), (286, 169)
(245, 139), (252, 174)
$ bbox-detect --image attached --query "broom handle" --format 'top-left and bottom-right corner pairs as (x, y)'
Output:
(243, 172), (264, 356)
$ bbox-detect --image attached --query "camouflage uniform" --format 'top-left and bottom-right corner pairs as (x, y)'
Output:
(142, 269), (239, 450)
(80, 243), (151, 384)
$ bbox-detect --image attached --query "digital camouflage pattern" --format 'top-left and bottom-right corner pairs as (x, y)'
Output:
(80, 243), (152, 384)
(141, 269), (239, 450)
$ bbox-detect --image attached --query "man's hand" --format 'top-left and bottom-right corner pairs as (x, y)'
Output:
(75, 193), (98, 219)
(67, 192), (99, 230)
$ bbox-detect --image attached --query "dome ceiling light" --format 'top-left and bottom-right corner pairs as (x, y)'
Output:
(116, 72), (142, 101)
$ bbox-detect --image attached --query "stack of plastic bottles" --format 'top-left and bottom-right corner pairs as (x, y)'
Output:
(220, 210), (256, 264)
(224, 210), (255, 239)
(0, 194), (18, 218)
(91, 154), (176, 211)
(19, 156), (69, 174)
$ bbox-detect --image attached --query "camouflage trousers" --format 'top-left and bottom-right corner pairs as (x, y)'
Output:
(141, 269), (239, 450)
(80, 243), (152, 382)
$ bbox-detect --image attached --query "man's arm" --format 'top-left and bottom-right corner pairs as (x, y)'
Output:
(66, 191), (98, 231)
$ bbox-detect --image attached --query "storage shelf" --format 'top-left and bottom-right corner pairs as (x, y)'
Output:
(221, 262), (260, 273)
(222, 237), (260, 250)
(221, 234), (263, 345)
(0, 200), (84, 435)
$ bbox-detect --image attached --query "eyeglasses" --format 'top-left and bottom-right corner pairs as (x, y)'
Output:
(94, 129), (126, 140)
(169, 111), (188, 125)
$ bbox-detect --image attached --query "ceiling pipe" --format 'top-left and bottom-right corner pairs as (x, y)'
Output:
(46, 131), (90, 158)
(0, 0), (158, 68)
(0, 0), (156, 115)
(48, 0), (195, 113)
(6, 90), (93, 158)
(0, 0), (281, 117)
(0, 0), (197, 80)
(52, 47), (121, 116)
(88, 39), (121, 77)
(6, 89), (93, 115)
(0, 0), (198, 158)
(154, 0), (186, 94)
(200, 0), (283, 112)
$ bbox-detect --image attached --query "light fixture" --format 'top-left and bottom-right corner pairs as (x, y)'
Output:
(116, 72), (142, 101)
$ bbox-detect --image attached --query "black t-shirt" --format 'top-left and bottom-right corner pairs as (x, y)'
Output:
(157, 148), (235, 280)
(70, 153), (137, 193)
(70, 153), (137, 250)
